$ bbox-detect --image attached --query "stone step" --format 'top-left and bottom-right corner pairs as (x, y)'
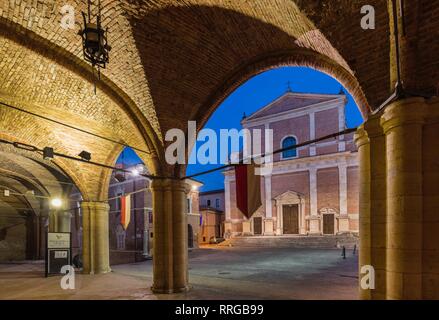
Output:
(219, 235), (359, 249)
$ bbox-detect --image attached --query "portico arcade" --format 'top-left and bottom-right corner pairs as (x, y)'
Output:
(0, 0), (438, 298)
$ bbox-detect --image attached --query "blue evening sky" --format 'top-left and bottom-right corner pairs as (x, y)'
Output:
(117, 67), (364, 192)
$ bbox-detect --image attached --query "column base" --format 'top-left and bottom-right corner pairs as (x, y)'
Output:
(263, 219), (274, 235)
(82, 267), (112, 275)
(337, 215), (350, 233)
(152, 285), (189, 294)
(308, 216), (320, 234)
(242, 220), (251, 235)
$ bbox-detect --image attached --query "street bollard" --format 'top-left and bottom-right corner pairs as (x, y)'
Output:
(342, 246), (346, 259)
(353, 244), (357, 255)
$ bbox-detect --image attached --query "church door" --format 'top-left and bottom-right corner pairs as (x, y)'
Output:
(323, 214), (335, 235)
(253, 217), (262, 235)
(283, 204), (299, 234)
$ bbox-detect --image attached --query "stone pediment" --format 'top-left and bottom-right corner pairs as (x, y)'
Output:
(319, 207), (338, 215)
(273, 190), (303, 202)
(244, 92), (341, 121)
(252, 206), (265, 218)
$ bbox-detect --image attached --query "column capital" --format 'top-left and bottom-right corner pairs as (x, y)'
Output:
(150, 178), (187, 192)
(81, 201), (109, 211)
(354, 125), (369, 148)
(364, 113), (384, 139)
(380, 97), (427, 134)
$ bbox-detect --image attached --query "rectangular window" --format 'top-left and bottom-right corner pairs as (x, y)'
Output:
(207, 199), (211, 207)
(187, 198), (191, 213)
(215, 198), (220, 208)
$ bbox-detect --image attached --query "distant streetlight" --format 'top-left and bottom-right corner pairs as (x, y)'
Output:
(191, 185), (198, 191)
(131, 168), (139, 176)
(50, 198), (62, 208)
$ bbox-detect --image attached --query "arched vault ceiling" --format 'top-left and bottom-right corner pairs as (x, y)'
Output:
(0, 36), (150, 156)
(0, 0), (160, 139)
(1, 0), (437, 152)
(0, 150), (68, 197)
(0, 1), (373, 133)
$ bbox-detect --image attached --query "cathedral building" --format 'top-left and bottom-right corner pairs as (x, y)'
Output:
(224, 90), (360, 237)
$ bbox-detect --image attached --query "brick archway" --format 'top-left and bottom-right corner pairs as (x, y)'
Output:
(194, 49), (371, 134)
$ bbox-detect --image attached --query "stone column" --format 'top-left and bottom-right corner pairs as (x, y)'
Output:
(263, 174), (274, 235)
(223, 174), (232, 237)
(381, 98), (425, 299)
(81, 201), (111, 274)
(422, 97), (439, 299)
(56, 211), (71, 233)
(309, 112), (316, 156)
(150, 179), (188, 293)
(338, 103), (346, 152)
(354, 125), (372, 300)
(355, 113), (388, 300)
(308, 166), (320, 234)
(364, 114), (387, 299)
(48, 210), (57, 233)
(338, 161), (349, 233)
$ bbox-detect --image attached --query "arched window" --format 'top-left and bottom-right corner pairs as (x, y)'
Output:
(282, 136), (297, 159)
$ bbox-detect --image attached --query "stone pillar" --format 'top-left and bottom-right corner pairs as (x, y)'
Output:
(364, 114), (387, 299)
(48, 210), (57, 233)
(338, 161), (349, 233)
(354, 125), (372, 300)
(150, 179), (188, 293)
(308, 166), (320, 234)
(263, 174), (274, 235)
(309, 112), (316, 156)
(338, 103), (346, 152)
(224, 174), (232, 237)
(242, 220), (251, 235)
(355, 113), (388, 300)
(56, 211), (71, 233)
(81, 201), (111, 274)
(381, 98), (425, 299)
(422, 97), (439, 299)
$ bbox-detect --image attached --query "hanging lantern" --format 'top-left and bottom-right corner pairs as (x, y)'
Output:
(78, 0), (111, 91)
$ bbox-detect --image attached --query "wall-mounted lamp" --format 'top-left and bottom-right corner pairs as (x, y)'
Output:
(78, 150), (92, 161)
(43, 147), (54, 160)
(50, 198), (62, 208)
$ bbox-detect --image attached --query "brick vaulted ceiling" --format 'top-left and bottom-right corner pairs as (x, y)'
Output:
(0, 0), (437, 189)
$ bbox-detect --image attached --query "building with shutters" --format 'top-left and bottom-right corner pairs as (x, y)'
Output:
(224, 90), (359, 237)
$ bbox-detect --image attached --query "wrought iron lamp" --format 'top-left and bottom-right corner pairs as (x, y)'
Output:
(79, 0), (111, 92)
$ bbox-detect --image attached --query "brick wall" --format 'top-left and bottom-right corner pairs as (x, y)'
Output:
(317, 167), (340, 211)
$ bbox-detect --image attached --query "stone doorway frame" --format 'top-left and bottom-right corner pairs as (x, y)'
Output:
(274, 190), (306, 235)
(319, 207), (339, 235)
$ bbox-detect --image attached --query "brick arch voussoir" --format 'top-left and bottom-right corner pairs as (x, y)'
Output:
(177, 48), (371, 178)
(195, 48), (371, 132)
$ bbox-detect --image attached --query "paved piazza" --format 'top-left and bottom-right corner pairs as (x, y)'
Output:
(0, 247), (358, 300)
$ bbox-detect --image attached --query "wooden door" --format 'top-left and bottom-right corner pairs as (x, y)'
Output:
(323, 214), (335, 234)
(283, 204), (299, 234)
(253, 217), (262, 235)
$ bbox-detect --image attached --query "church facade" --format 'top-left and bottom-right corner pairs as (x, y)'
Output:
(224, 90), (360, 237)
